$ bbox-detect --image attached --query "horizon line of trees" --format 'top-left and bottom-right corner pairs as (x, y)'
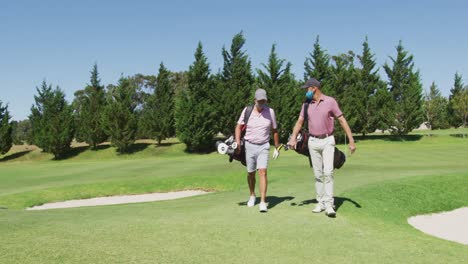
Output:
(1, 33), (467, 158)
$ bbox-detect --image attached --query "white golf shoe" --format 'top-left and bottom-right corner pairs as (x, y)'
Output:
(325, 206), (336, 217)
(259, 202), (268, 212)
(312, 204), (325, 213)
(247, 196), (256, 207)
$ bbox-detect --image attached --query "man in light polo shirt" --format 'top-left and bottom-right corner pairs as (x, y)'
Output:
(288, 78), (356, 217)
(235, 89), (280, 213)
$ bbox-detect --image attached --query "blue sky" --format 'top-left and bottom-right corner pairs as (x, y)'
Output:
(1, 0), (467, 120)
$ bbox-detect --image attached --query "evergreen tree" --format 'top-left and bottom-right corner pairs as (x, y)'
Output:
(327, 52), (359, 143)
(424, 82), (449, 129)
(257, 44), (301, 142)
(0, 101), (13, 154)
(452, 87), (468, 128)
(140, 62), (175, 144)
(304, 36), (331, 94)
(448, 72), (464, 127)
(356, 38), (389, 135)
(383, 42), (424, 135)
(29, 81), (75, 159)
(175, 42), (217, 152)
(102, 77), (138, 153)
(11, 119), (31, 145)
(218, 32), (255, 135)
(73, 64), (107, 149)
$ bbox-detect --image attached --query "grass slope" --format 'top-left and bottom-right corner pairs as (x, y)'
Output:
(0, 133), (467, 263)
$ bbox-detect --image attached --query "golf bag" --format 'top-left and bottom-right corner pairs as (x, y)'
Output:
(216, 105), (254, 166)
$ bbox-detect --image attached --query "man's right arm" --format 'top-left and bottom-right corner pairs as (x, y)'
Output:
(235, 124), (242, 146)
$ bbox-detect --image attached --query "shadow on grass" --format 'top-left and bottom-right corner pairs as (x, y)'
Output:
(290, 196), (361, 212)
(354, 134), (423, 142)
(157, 142), (182, 147)
(0, 150), (32, 162)
(450, 134), (468, 139)
(238, 196), (295, 209)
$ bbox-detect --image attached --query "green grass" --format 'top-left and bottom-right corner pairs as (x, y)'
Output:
(0, 133), (467, 263)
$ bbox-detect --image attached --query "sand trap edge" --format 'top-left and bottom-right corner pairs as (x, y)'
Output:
(408, 207), (468, 245)
(27, 190), (211, 210)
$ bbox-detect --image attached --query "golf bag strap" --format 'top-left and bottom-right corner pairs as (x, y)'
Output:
(244, 105), (254, 127)
(303, 101), (312, 168)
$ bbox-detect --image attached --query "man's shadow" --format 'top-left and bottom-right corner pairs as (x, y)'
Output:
(238, 196), (295, 209)
(290, 196), (361, 212)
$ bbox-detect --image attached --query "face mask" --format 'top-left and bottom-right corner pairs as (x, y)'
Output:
(306, 91), (314, 100)
(256, 103), (266, 109)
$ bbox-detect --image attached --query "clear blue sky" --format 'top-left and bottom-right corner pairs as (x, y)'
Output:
(1, 0), (467, 121)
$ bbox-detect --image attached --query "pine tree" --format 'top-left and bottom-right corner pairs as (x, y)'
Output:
(383, 42), (424, 135)
(304, 36), (331, 93)
(452, 87), (468, 128)
(218, 32), (255, 136)
(356, 38), (389, 135)
(140, 62), (175, 144)
(73, 64), (107, 149)
(102, 77), (138, 153)
(175, 42), (217, 152)
(0, 101), (13, 154)
(328, 52), (359, 143)
(257, 44), (301, 142)
(11, 119), (31, 145)
(424, 82), (449, 129)
(448, 73), (464, 127)
(29, 81), (75, 159)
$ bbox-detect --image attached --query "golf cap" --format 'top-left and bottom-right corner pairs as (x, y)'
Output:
(302, 78), (321, 89)
(255, 89), (268, 101)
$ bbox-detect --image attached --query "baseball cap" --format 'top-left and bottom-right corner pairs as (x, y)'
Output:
(301, 78), (321, 89)
(255, 89), (268, 100)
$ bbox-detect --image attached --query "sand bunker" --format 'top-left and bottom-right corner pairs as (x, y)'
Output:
(408, 207), (468, 245)
(27, 190), (210, 210)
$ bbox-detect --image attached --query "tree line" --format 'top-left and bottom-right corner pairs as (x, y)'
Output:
(1, 33), (467, 158)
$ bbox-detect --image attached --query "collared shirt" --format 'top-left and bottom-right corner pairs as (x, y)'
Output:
(299, 94), (343, 136)
(237, 106), (277, 144)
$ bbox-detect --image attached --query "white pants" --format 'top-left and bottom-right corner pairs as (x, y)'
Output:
(308, 136), (335, 208)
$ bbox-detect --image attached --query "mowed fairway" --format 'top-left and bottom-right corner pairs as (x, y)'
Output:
(1, 133), (467, 263)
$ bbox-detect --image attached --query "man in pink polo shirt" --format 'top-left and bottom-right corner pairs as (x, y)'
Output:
(235, 89), (280, 213)
(288, 78), (356, 217)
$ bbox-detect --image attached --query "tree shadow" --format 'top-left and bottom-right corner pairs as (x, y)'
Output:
(238, 196), (295, 209)
(121, 143), (150, 154)
(450, 134), (468, 139)
(55, 144), (112, 160)
(0, 150), (32, 162)
(353, 134), (423, 142)
(290, 196), (361, 212)
(157, 142), (181, 147)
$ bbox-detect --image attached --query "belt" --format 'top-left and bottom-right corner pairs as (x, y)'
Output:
(309, 133), (333, 139)
(246, 140), (269, 145)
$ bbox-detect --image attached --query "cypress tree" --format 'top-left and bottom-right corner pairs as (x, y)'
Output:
(0, 101), (13, 154)
(29, 81), (75, 159)
(140, 62), (175, 144)
(175, 42), (217, 152)
(329, 52), (359, 142)
(218, 32), (255, 136)
(383, 42), (424, 135)
(102, 77), (138, 153)
(424, 82), (449, 129)
(356, 38), (389, 136)
(452, 87), (468, 128)
(448, 73), (464, 127)
(304, 36), (331, 94)
(257, 44), (301, 142)
(73, 64), (107, 149)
